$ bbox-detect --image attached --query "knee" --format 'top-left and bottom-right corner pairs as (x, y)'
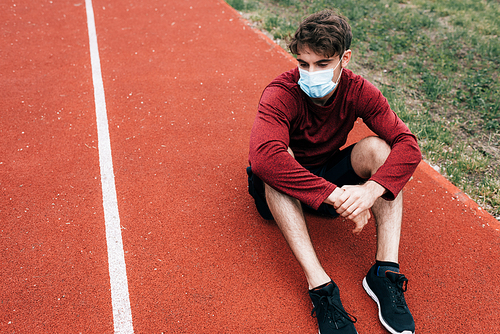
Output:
(352, 136), (391, 178)
(363, 136), (391, 160)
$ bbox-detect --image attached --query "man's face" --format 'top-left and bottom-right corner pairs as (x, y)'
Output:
(296, 46), (351, 104)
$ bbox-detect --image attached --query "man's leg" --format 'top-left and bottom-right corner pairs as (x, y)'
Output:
(264, 149), (358, 334)
(264, 147), (330, 289)
(351, 136), (415, 334)
(264, 182), (330, 290)
(372, 192), (402, 263)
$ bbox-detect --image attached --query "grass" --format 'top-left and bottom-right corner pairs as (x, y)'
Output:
(226, 0), (500, 219)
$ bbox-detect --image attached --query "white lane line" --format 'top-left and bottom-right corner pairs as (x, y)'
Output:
(84, 0), (134, 333)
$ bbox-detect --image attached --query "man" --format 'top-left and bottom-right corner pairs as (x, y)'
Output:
(247, 9), (421, 334)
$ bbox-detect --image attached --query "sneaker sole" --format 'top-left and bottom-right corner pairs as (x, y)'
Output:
(362, 277), (414, 334)
(318, 328), (359, 334)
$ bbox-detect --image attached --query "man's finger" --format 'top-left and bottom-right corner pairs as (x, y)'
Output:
(337, 193), (353, 209)
(352, 220), (365, 234)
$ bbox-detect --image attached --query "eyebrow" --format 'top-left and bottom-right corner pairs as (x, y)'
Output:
(297, 58), (334, 64)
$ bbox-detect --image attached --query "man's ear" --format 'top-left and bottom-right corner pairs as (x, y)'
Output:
(342, 49), (352, 68)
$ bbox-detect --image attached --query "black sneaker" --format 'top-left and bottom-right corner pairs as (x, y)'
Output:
(362, 265), (415, 334)
(309, 281), (358, 334)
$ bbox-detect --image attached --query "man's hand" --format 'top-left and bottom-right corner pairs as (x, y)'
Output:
(350, 209), (371, 235)
(325, 181), (386, 234)
(335, 181), (385, 219)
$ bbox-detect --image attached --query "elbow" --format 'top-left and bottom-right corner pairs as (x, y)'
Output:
(249, 154), (266, 179)
(402, 133), (422, 165)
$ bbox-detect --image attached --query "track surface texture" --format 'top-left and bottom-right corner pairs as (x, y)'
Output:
(1, 0), (499, 333)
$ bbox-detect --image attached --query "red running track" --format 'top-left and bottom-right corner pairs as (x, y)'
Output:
(1, 0), (499, 333)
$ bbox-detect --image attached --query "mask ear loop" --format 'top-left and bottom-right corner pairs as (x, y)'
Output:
(335, 50), (349, 85)
(334, 67), (344, 86)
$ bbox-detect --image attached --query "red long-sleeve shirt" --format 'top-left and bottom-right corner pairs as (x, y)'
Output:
(249, 67), (422, 210)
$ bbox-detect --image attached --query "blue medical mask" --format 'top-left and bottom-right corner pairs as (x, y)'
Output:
(298, 55), (344, 99)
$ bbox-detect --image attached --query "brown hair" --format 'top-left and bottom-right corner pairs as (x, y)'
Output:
(288, 10), (352, 58)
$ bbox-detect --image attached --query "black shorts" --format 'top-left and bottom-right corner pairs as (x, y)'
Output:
(246, 144), (366, 220)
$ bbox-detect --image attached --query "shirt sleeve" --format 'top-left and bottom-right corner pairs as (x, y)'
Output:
(356, 80), (422, 200)
(249, 85), (336, 209)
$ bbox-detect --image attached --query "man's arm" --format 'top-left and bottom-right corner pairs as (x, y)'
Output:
(347, 77), (421, 202)
(322, 135), (398, 234)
